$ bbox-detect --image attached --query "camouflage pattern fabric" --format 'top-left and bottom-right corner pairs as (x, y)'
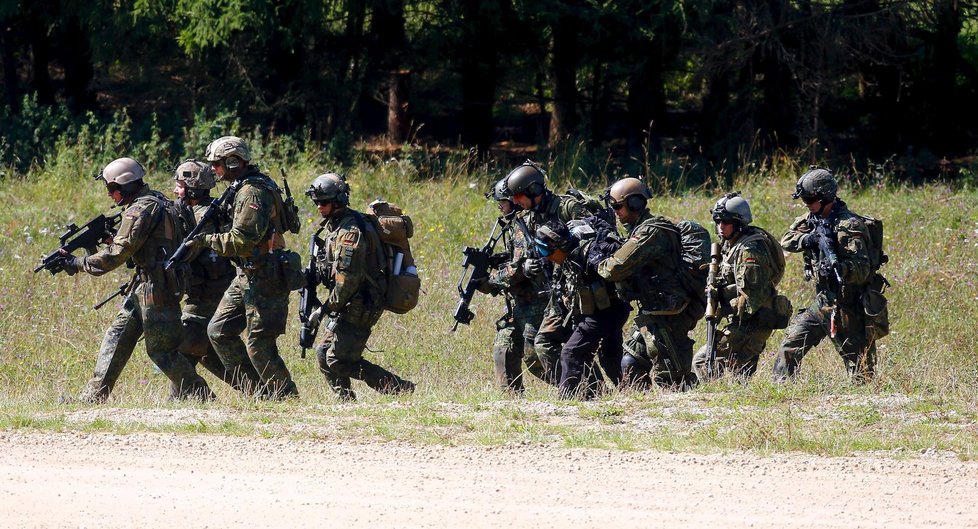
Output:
(692, 226), (781, 380)
(526, 192), (603, 379)
(312, 208), (413, 400)
(77, 187), (212, 402)
(202, 168), (298, 399)
(176, 199), (249, 390)
(597, 209), (702, 387)
(774, 200), (876, 381)
(486, 213), (549, 389)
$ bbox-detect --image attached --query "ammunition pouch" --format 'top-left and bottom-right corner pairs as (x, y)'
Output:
(752, 294), (793, 330)
(576, 280), (613, 315)
(278, 250), (305, 292)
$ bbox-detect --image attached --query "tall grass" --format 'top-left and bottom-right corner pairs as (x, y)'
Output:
(0, 121), (976, 456)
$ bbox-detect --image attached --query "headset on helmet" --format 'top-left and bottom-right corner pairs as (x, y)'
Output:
(606, 177), (650, 212)
(504, 160), (547, 198)
(712, 192), (752, 225)
(205, 136), (252, 172)
(306, 172), (350, 207)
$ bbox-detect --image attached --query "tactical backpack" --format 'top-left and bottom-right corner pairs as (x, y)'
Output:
(365, 200), (421, 314)
(675, 220), (712, 301)
(858, 215), (889, 340)
(565, 188), (615, 225)
(858, 215), (888, 272)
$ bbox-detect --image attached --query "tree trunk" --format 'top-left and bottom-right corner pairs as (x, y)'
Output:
(549, 10), (580, 147)
(28, 17), (54, 105)
(388, 70), (410, 142)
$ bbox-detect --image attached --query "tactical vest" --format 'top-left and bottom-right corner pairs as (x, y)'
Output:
(188, 199), (235, 285)
(130, 191), (191, 296)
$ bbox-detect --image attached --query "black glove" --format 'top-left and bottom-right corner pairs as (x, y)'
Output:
(800, 233), (819, 250)
(62, 254), (81, 276)
(523, 258), (543, 278)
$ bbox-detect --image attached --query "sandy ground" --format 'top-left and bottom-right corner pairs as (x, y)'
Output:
(1, 430), (976, 529)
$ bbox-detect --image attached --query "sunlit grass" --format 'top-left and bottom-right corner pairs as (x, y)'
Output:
(0, 146), (976, 458)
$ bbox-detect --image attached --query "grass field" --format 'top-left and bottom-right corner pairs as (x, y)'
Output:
(1, 148), (976, 458)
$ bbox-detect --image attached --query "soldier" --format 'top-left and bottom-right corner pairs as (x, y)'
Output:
(504, 161), (609, 382)
(480, 179), (550, 392)
(774, 167), (879, 381)
(62, 157), (213, 403)
(189, 136), (299, 399)
(595, 177), (703, 389)
(172, 160), (257, 391)
(691, 193), (789, 381)
(305, 173), (415, 401)
(534, 218), (630, 399)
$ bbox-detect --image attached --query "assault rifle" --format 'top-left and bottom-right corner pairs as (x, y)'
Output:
(703, 242), (722, 375)
(34, 212), (122, 275)
(297, 228), (326, 358)
(164, 180), (241, 270)
(451, 216), (510, 331)
(812, 219), (845, 337)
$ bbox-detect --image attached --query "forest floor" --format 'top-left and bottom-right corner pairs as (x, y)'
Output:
(2, 428), (976, 528)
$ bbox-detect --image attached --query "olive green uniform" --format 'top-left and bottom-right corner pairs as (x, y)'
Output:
(314, 208), (412, 400)
(202, 167), (299, 398)
(484, 213), (549, 392)
(527, 192), (608, 382)
(692, 226), (784, 380)
(598, 209), (704, 387)
(177, 199), (252, 389)
(774, 200), (877, 380)
(77, 187), (212, 403)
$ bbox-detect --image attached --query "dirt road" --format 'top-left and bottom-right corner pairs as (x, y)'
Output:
(1, 430), (975, 528)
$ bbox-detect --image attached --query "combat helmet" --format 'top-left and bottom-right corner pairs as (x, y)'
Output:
(205, 136), (252, 169)
(173, 160), (216, 201)
(606, 177), (650, 212)
(486, 178), (512, 202)
(99, 157), (146, 195)
(306, 172), (350, 207)
(712, 192), (752, 225)
(792, 166), (838, 203)
(504, 161), (547, 198)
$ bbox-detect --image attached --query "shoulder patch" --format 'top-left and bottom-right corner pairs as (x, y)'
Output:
(248, 203), (260, 210)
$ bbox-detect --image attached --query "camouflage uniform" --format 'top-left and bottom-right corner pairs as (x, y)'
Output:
(314, 208), (413, 400)
(77, 187), (212, 402)
(526, 191), (608, 382)
(597, 209), (704, 388)
(177, 199), (252, 389)
(202, 167), (299, 398)
(692, 226), (784, 380)
(774, 200), (876, 380)
(484, 213), (549, 391)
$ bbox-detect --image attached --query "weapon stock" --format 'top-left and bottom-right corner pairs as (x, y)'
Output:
(451, 216), (509, 331)
(165, 180), (240, 270)
(703, 242), (722, 375)
(93, 273), (139, 310)
(34, 213), (121, 275)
